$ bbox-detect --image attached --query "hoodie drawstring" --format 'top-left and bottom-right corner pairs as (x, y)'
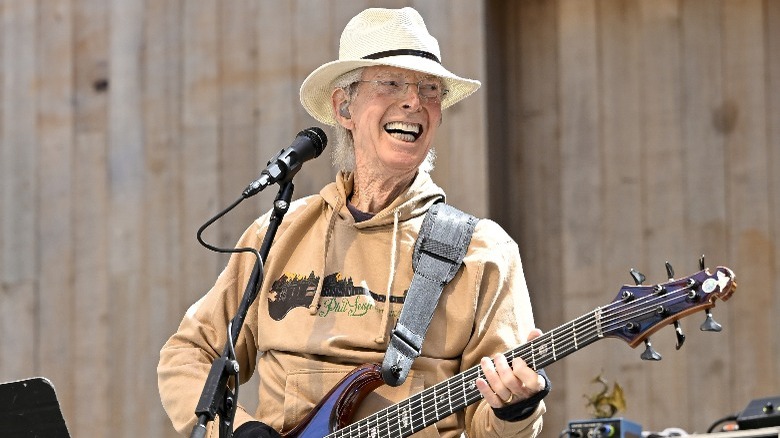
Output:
(374, 208), (400, 344)
(308, 198), (341, 314)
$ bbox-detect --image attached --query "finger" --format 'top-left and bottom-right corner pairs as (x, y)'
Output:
(526, 328), (543, 341)
(476, 357), (510, 408)
(511, 358), (545, 394)
(475, 376), (505, 408)
(492, 354), (525, 396)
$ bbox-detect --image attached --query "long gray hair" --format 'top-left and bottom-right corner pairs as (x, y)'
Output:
(330, 68), (435, 173)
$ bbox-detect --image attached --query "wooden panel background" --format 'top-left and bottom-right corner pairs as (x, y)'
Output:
(0, 0), (778, 437)
(0, 1), (487, 437)
(487, 0), (780, 436)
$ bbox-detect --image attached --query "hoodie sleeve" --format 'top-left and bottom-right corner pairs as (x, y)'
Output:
(460, 222), (546, 438)
(157, 219), (268, 435)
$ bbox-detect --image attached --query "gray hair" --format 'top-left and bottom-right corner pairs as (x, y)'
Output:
(329, 68), (435, 173)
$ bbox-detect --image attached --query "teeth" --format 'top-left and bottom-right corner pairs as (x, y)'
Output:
(385, 122), (421, 134)
(384, 122), (422, 142)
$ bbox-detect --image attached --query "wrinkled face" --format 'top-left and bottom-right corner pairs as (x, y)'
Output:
(333, 65), (443, 180)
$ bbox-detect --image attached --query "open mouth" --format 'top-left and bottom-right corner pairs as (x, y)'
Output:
(384, 121), (422, 142)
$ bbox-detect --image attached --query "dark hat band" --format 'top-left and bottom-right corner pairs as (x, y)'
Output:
(362, 49), (440, 64)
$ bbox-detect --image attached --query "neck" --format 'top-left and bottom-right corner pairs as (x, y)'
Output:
(351, 171), (417, 213)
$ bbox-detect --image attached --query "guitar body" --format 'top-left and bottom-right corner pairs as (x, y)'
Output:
(281, 364), (385, 437)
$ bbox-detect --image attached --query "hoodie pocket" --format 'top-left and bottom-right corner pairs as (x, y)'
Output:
(282, 366), (440, 437)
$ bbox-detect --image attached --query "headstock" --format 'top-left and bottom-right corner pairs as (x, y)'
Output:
(601, 258), (736, 360)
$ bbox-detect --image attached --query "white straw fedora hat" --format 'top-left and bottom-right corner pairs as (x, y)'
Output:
(300, 7), (481, 126)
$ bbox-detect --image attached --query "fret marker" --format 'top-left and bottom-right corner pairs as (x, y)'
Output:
(551, 331), (557, 360)
(572, 321), (578, 350)
(595, 307), (604, 337)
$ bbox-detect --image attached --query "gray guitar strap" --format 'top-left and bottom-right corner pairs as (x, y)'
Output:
(381, 202), (479, 387)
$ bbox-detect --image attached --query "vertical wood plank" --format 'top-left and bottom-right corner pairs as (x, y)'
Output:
(175, 7), (221, 434)
(637, 0), (689, 429)
(597, 0), (651, 425)
(434, 0), (489, 217)
(1, 0), (38, 382)
(255, 0), (298, 218)
(292, 0), (336, 197)
(141, 0), (183, 436)
(72, 0), (111, 434)
(108, 0), (145, 435)
(218, 0), (260, 253)
(766, 0), (780, 391)
(679, 0), (734, 429)
(180, 0), (220, 310)
(36, 0), (76, 424)
(557, 0), (604, 422)
(484, 0), (511, 229)
(722, 0), (774, 405)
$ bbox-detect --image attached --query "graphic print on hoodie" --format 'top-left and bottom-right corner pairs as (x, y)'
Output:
(268, 272), (407, 321)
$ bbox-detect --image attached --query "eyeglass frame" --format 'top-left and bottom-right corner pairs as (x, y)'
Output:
(351, 79), (449, 103)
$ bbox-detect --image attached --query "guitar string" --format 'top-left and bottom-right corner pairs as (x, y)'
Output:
(333, 286), (698, 437)
(331, 282), (708, 437)
(337, 291), (696, 437)
(508, 285), (701, 367)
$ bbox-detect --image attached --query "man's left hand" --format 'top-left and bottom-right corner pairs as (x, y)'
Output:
(475, 328), (546, 408)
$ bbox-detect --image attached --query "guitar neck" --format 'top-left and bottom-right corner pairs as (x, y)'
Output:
(329, 309), (603, 437)
(323, 266), (735, 438)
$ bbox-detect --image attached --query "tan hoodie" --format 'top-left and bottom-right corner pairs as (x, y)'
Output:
(158, 171), (545, 437)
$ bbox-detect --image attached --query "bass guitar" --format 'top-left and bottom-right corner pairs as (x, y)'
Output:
(282, 263), (736, 437)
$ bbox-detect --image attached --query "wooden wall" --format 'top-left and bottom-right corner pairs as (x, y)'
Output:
(0, 1), (487, 437)
(2, 0), (778, 437)
(486, 0), (780, 435)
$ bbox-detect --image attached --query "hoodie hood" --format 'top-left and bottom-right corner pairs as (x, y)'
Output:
(321, 171), (446, 228)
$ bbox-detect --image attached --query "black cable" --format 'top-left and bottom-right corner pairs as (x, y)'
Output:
(559, 429), (582, 438)
(197, 195), (263, 264)
(196, 194), (265, 341)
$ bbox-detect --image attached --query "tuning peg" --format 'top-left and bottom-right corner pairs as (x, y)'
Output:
(673, 321), (686, 350)
(641, 339), (662, 361)
(700, 309), (722, 332)
(665, 261), (675, 280)
(629, 268), (646, 285)
(699, 255), (706, 270)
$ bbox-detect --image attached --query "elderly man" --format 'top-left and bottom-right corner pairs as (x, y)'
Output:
(159, 7), (548, 438)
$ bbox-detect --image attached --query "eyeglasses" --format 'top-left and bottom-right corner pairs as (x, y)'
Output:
(354, 79), (448, 103)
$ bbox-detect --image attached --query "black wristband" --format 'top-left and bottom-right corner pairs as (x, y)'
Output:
(233, 421), (281, 438)
(492, 369), (551, 422)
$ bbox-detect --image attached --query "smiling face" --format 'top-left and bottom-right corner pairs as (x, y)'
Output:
(332, 66), (443, 182)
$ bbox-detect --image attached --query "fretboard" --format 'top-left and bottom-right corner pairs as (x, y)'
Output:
(328, 309), (605, 437)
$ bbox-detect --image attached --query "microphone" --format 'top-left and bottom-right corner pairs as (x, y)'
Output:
(242, 127), (327, 198)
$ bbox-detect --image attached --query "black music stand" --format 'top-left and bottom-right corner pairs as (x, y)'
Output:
(0, 377), (70, 438)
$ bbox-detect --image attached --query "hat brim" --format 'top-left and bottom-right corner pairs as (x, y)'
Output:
(300, 55), (481, 126)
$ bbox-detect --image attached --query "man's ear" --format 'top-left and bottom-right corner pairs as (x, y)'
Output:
(339, 102), (351, 119)
(331, 88), (353, 128)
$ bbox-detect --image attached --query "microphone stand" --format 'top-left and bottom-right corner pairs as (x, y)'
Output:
(190, 181), (295, 438)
